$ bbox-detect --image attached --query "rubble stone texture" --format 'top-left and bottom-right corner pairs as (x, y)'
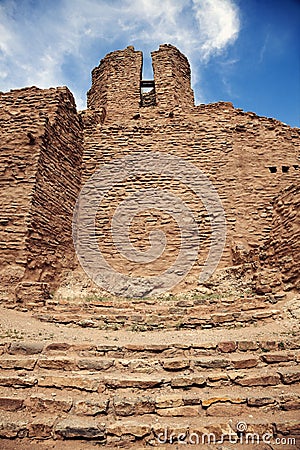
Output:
(0, 87), (83, 299)
(261, 184), (300, 289)
(0, 44), (299, 300)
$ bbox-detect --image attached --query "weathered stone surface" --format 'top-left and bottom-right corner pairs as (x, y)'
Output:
(157, 405), (201, 416)
(231, 357), (259, 369)
(55, 417), (106, 440)
(124, 344), (169, 352)
(37, 357), (76, 370)
(104, 376), (162, 389)
(161, 359), (190, 370)
(77, 358), (114, 371)
(38, 375), (99, 391)
(9, 342), (44, 355)
(113, 396), (155, 416)
(28, 417), (54, 438)
(0, 375), (37, 387)
(217, 341), (237, 353)
(72, 399), (109, 416)
(44, 342), (71, 352)
(247, 396), (277, 407)
(155, 394), (183, 409)
(193, 357), (228, 369)
(0, 356), (37, 370)
(235, 373), (281, 386)
(24, 395), (72, 413)
(171, 375), (206, 388)
(202, 396), (245, 407)
(275, 420), (300, 435)
(261, 341), (279, 351)
(0, 419), (27, 438)
(238, 341), (259, 351)
(211, 313), (234, 324)
(262, 352), (295, 363)
(0, 397), (24, 411)
(206, 403), (246, 416)
(107, 421), (150, 438)
(280, 394), (300, 410)
(207, 372), (229, 382)
(279, 368), (300, 384)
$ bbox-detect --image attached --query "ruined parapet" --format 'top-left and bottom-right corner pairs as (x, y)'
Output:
(0, 86), (83, 301)
(87, 44), (195, 121)
(87, 46), (143, 120)
(151, 44), (194, 111)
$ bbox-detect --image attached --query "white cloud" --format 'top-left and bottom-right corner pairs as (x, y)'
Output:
(192, 0), (240, 58)
(0, 0), (240, 106)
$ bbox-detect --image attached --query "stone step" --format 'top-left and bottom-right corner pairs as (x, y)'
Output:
(0, 349), (299, 373)
(36, 295), (276, 317)
(1, 366), (299, 392)
(0, 410), (298, 445)
(2, 337), (299, 358)
(33, 305), (282, 330)
(0, 385), (299, 417)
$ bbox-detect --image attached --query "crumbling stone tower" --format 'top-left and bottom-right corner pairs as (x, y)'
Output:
(87, 44), (194, 120)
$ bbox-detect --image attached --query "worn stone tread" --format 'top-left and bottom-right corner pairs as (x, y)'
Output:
(3, 338), (299, 356)
(0, 409), (299, 444)
(0, 351), (298, 374)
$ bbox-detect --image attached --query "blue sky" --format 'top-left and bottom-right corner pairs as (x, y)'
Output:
(0, 0), (299, 127)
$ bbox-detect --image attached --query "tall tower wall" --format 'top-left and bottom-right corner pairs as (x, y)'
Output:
(87, 46), (143, 120)
(151, 44), (194, 110)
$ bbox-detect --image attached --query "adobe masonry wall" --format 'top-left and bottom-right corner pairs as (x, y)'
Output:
(87, 46), (143, 120)
(0, 44), (299, 299)
(82, 103), (299, 287)
(0, 87), (83, 299)
(261, 184), (300, 289)
(81, 45), (299, 291)
(151, 44), (194, 110)
(87, 44), (194, 122)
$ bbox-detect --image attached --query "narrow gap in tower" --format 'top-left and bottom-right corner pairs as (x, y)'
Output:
(140, 51), (156, 107)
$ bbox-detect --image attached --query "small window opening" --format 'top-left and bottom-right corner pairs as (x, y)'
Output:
(140, 80), (156, 107)
(282, 166), (289, 173)
(268, 166), (277, 173)
(293, 165), (299, 170)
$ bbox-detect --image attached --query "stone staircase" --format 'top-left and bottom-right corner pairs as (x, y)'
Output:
(28, 293), (284, 331)
(0, 325), (300, 448)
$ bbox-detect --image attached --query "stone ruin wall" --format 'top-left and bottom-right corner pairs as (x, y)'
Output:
(0, 87), (83, 301)
(87, 44), (195, 119)
(151, 44), (195, 111)
(0, 44), (299, 300)
(82, 45), (300, 291)
(87, 46), (143, 121)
